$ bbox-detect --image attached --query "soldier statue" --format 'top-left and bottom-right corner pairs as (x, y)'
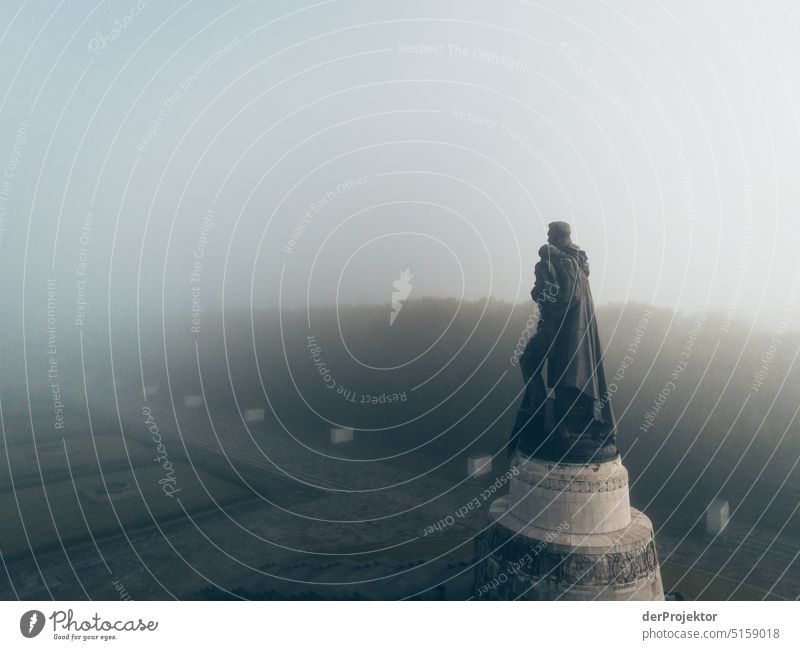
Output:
(508, 222), (617, 462)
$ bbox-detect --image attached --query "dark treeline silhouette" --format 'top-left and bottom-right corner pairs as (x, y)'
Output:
(6, 296), (798, 546)
(139, 297), (800, 540)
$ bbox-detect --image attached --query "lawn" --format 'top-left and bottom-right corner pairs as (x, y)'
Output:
(0, 435), (158, 490)
(660, 560), (779, 600)
(0, 462), (249, 558)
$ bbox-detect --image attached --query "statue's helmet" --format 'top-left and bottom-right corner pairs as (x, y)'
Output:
(547, 221), (571, 244)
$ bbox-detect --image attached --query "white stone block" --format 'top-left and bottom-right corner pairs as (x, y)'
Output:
(468, 455), (493, 478)
(244, 408), (265, 423)
(331, 427), (354, 444)
(706, 498), (729, 534)
(184, 395), (204, 409)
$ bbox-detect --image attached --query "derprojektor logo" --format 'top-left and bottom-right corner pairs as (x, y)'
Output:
(20, 610), (46, 638)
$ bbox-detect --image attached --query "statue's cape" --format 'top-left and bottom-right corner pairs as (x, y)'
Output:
(545, 244), (615, 427)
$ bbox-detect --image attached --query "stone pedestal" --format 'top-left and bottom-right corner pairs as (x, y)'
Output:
(474, 454), (664, 600)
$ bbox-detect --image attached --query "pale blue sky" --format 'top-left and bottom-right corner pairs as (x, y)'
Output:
(1, 0), (798, 328)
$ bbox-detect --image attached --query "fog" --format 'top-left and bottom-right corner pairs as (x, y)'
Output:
(2, 0), (800, 601)
(1, 0), (799, 333)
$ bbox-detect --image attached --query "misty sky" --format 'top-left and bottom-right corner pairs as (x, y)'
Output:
(1, 0), (799, 331)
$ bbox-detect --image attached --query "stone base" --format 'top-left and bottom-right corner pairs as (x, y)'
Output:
(510, 455), (631, 534)
(474, 498), (663, 600)
(473, 454), (663, 600)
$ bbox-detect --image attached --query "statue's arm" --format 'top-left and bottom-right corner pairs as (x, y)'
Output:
(530, 261), (545, 302)
(550, 257), (581, 311)
(532, 264), (567, 321)
(531, 259), (557, 304)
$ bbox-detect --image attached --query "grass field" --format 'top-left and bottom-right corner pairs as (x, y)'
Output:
(660, 560), (780, 601)
(0, 461), (250, 558)
(0, 435), (159, 490)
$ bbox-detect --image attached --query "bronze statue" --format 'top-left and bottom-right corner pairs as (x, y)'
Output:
(508, 222), (617, 462)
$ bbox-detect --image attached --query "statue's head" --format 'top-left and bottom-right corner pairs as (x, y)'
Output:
(547, 221), (572, 246)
